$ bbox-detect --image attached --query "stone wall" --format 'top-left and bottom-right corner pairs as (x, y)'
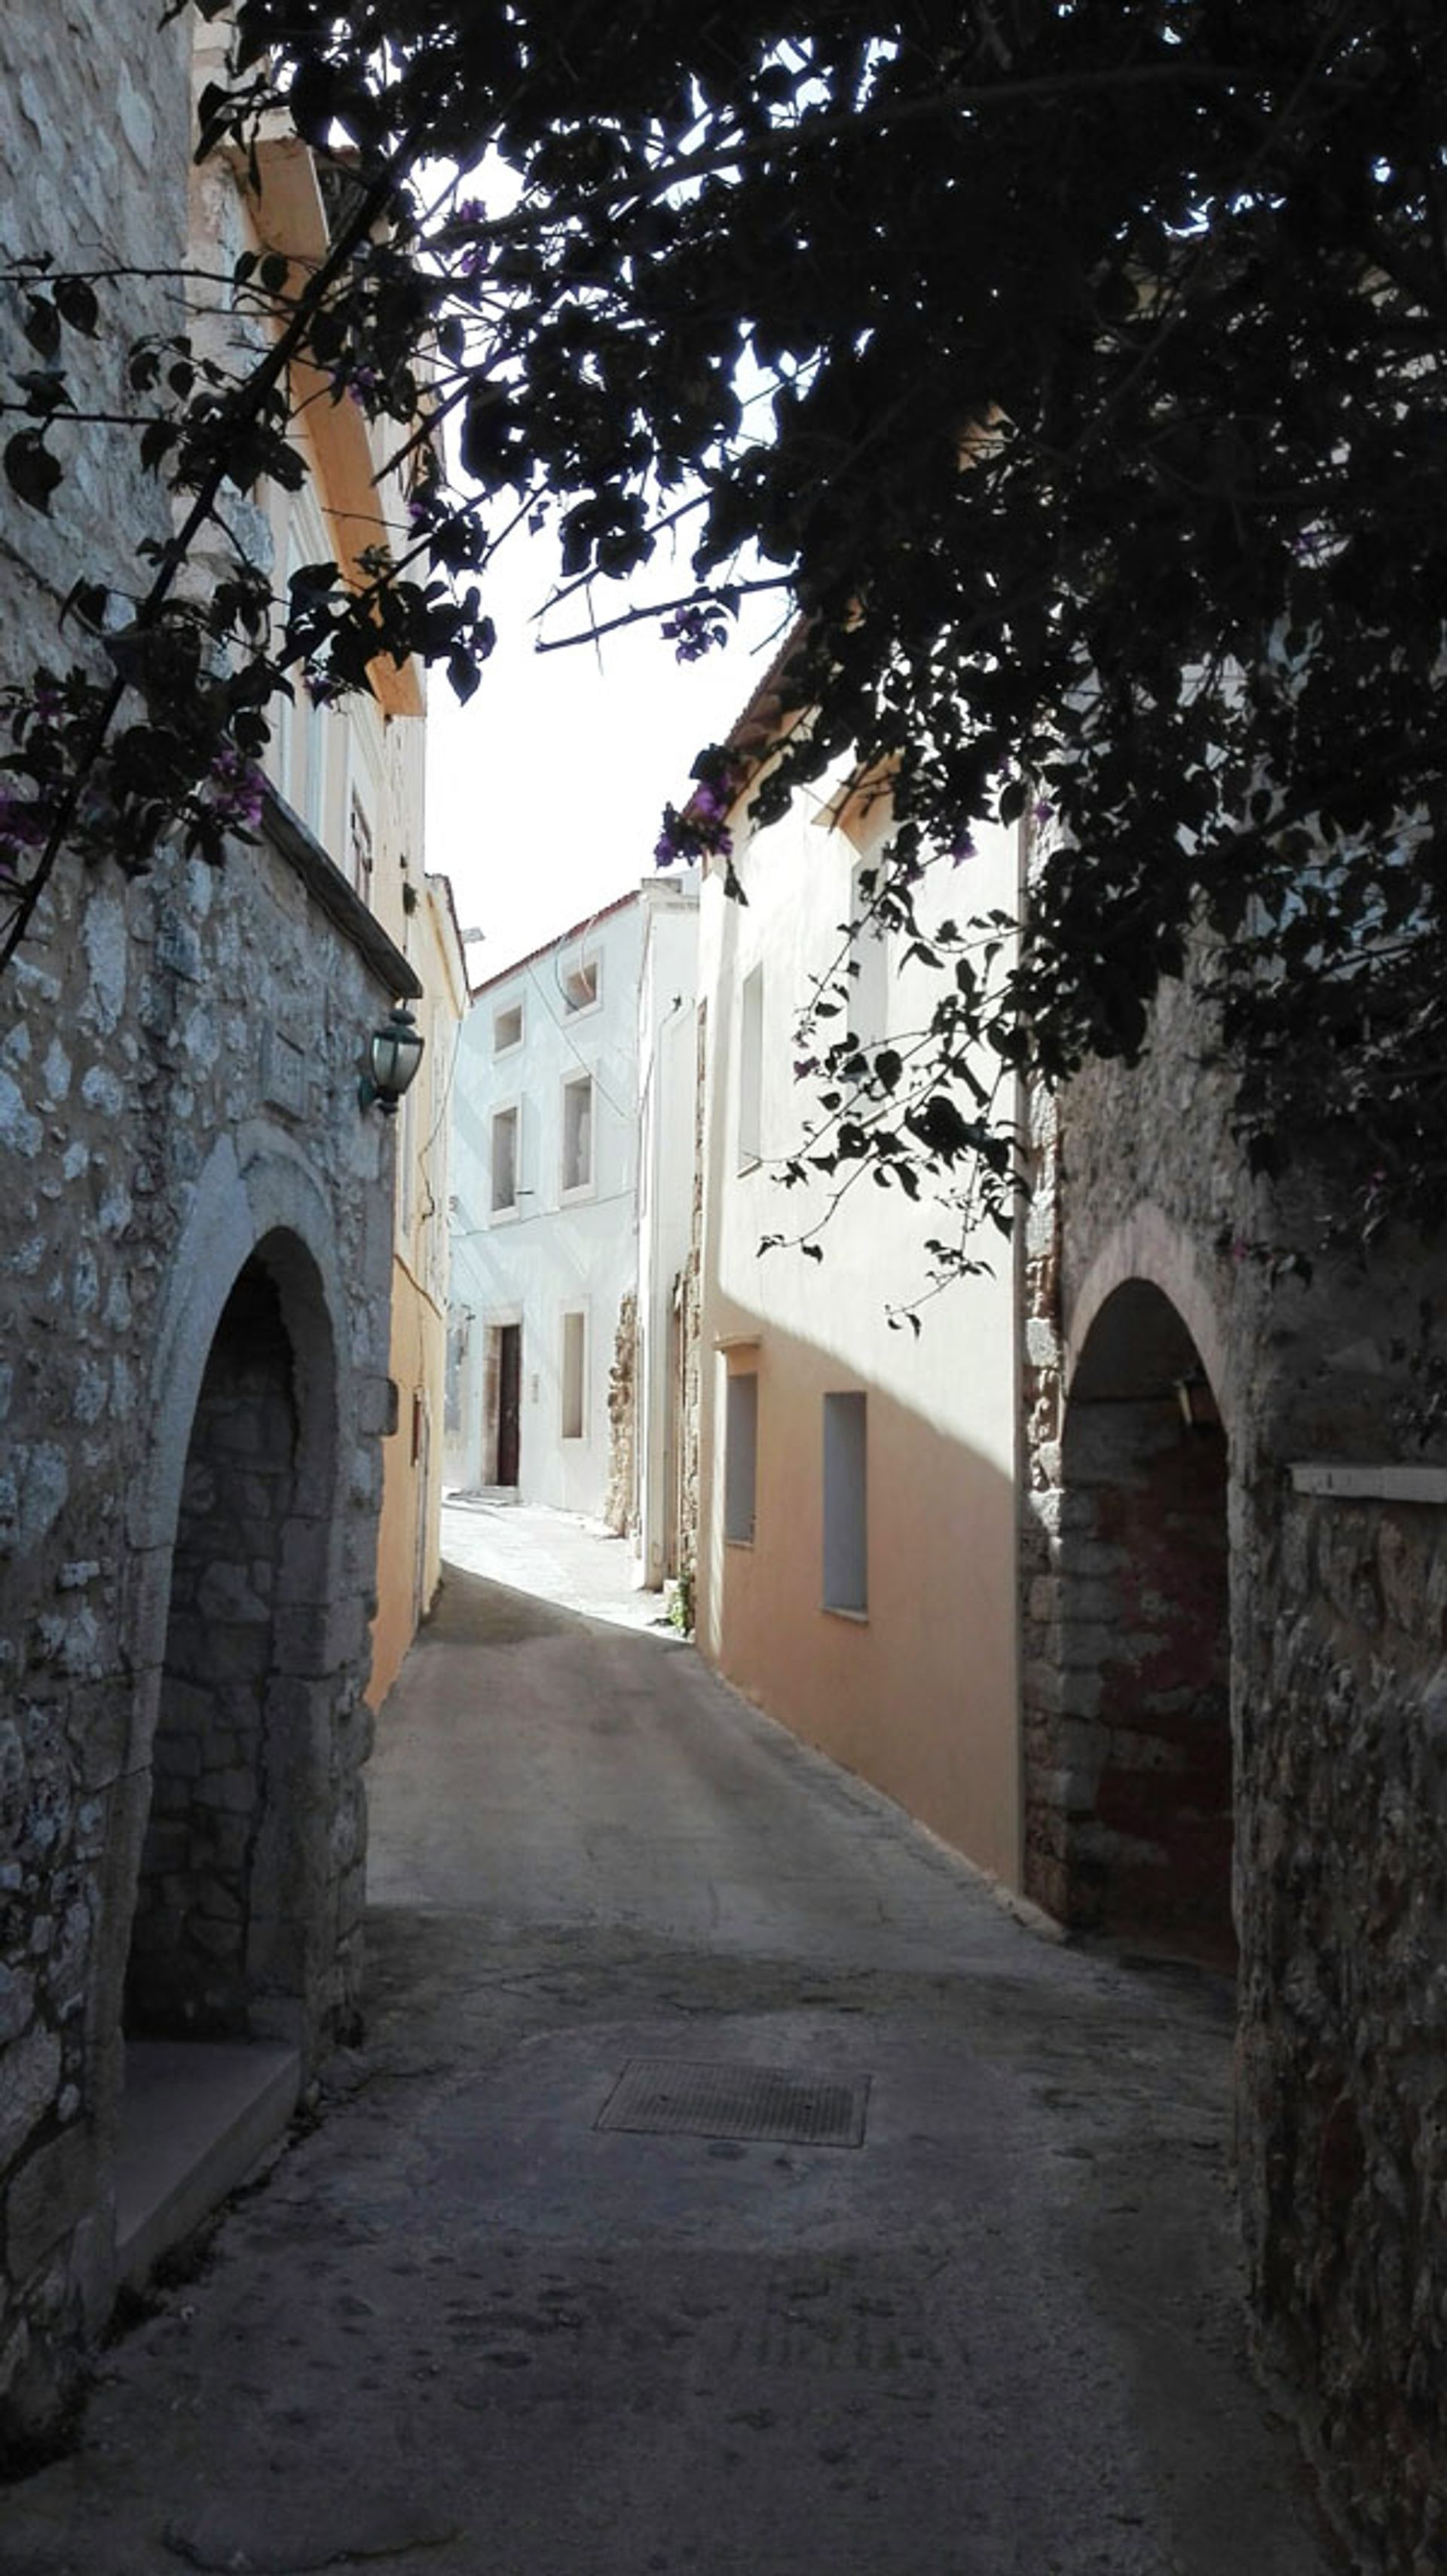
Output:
(0, 5), (410, 2454)
(1240, 1482), (1447, 2573)
(604, 1290), (637, 1537)
(1022, 961), (1447, 2565)
(126, 1262), (300, 2039)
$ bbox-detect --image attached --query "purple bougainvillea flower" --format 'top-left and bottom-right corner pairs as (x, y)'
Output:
(661, 601), (725, 663)
(205, 745), (265, 829)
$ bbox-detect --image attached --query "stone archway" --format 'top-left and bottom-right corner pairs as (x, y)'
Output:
(125, 1253), (312, 2038)
(1033, 1278), (1235, 1960)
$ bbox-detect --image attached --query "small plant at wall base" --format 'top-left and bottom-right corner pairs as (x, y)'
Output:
(4, 1), (1447, 1257)
(667, 1563), (695, 1638)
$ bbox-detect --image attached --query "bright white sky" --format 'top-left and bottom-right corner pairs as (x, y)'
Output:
(424, 525), (786, 981)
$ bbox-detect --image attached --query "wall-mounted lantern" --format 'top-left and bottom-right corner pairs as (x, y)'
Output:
(359, 1001), (424, 1116)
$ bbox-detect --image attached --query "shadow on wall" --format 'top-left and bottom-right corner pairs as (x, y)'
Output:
(702, 1307), (1022, 1891)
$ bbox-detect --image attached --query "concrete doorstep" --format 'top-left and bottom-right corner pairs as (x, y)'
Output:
(113, 2041), (300, 2290)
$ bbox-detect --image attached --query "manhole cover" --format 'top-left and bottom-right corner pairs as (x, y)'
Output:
(595, 2058), (870, 2149)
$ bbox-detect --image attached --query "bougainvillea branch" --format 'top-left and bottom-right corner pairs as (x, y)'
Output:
(5, 0), (1447, 1250)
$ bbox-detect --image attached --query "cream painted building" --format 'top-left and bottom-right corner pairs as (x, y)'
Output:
(188, 50), (464, 1703)
(368, 874), (469, 1703)
(695, 758), (1026, 1889)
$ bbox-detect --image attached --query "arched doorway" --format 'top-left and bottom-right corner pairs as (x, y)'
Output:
(124, 1238), (335, 2042)
(1054, 1279), (1234, 1960)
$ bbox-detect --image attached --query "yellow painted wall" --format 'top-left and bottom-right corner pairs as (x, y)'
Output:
(369, 875), (467, 1706)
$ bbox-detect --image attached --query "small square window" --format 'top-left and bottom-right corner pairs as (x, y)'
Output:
(494, 1001), (523, 1053)
(562, 956), (599, 1014)
(491, 1106), (519, 1214)
(561, 1075), (594, 1195)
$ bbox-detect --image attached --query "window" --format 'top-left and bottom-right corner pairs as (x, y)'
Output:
(561, 1309), (586, 1440)
(561, 1074), (594, 1195)
(724, 1372), (759, 1545)
(738, 962), (763, 1172)
(494, 1000), (523, 1054)
(849, 857), (889, 1045)
(822, 1391), (867, 1614)
(348, 789), (374, 901)
(278, 495), (335, 841)
(491, 1106), (519, 1214)
(561, 956), (599, 1014)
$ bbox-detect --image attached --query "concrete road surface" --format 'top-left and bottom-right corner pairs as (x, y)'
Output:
(1, 1507), (1341, 2576)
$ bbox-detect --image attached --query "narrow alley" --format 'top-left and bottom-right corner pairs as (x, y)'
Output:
(2, 1510), (1337, 2576)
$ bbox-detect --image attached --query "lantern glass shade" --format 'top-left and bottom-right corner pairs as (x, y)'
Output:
(366, 1003), (424, 1112)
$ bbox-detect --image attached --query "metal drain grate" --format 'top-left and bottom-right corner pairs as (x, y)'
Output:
(595, 2057), (870, 2149)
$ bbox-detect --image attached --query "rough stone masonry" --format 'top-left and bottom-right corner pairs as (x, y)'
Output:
(1020, 960), (1447, 2572)
(0, 2), (413, 2454)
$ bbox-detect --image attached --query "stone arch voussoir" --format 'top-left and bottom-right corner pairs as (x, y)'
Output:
(93, 1138), (361, 2116)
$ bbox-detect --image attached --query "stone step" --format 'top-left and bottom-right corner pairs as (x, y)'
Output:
(115, 2039), (300, 2290)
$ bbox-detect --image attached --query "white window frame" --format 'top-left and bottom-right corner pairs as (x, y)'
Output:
(560, 1307), (587, 1441)
(849, 855), (889, 1047)
(561, 953), (601, 1017)
(560, 1072), (595, 1200)
(493, 999), (524, 1055)
(283, 489), (334, 842)
(490, 1100), (521, 1219)
(347, 782), (375, 902)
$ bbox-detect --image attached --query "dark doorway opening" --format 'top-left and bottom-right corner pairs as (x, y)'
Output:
(1056, 1280), (1234, 1965)
(126, 1259), (297, 2038)
(495, 1322), (522, 1488)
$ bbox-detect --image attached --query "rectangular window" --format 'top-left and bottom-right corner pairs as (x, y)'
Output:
(494, 1000), (523, 1054)
(561, 1309), (586, 1439)
(491, 1105), (519, 1214)
(561, 1074), (594, 1195)
(562, 956), (599, 1014)
(724, 1372), (759, 1545)
(348, 788), (374, 901)
(822, 1391), (867, 1614)
(738, 962), (763, 1172)
(849, 857), (889, 1045)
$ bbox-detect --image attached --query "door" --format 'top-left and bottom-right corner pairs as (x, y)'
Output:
(497, 1323), (522, 1487)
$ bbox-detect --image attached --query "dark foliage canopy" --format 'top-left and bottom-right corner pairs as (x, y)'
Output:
(4, 0), (1446, 1253)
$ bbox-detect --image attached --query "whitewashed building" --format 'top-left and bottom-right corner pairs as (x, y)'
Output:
(448, 894), (646, 1521)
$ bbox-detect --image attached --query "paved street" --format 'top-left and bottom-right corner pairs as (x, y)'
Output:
(2, 1507), (1339, 2575)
